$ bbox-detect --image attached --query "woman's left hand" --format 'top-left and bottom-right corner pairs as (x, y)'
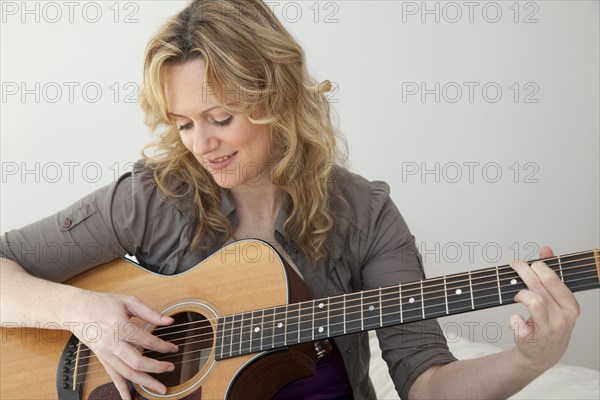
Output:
(509, 245), (581, 372)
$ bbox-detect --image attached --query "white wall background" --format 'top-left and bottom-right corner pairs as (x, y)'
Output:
(1, 0), (598, 373)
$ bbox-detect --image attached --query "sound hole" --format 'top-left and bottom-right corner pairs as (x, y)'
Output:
(144, 311), (213, 387)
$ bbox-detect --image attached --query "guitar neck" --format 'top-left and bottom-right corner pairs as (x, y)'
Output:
(215, 249), (600, 360)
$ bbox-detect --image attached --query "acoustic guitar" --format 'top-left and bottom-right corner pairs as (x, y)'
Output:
(1, 240), (598, 399)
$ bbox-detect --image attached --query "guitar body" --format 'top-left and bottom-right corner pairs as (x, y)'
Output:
(0, 240), (318, 400)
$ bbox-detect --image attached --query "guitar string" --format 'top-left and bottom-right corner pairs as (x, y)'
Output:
(69, 265), (597, 380)
(69, 257), (598, 375)
(69, 257), (596, 367)
(71, 277), (598, 388)
(70, 258), (597, 366)
(134, 263), (600, 350)
(156, 253), (598, 333)
(71, 275), (599, 387)
(93, 266), (600, 360)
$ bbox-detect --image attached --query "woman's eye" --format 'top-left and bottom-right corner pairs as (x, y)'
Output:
(213, 115), (234, 127)
(178, 122), (193, 131)
(177, 115), (233, 131)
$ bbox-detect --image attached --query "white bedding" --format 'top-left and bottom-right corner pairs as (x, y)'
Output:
(368, 332), (600, 399)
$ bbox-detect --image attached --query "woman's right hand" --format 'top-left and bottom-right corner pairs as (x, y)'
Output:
(71, 290), (179, 400)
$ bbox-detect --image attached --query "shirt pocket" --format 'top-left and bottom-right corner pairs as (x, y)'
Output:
(60, 202), (98, 231)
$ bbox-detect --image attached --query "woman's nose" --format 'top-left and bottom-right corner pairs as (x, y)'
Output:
(192, 125), (219, 155)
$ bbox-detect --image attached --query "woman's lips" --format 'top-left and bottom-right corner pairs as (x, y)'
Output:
(206, 152), (238, 170)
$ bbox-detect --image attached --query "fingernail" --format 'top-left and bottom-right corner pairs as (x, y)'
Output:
(158, 386), (167, 395)
(168, 364), (175, 372)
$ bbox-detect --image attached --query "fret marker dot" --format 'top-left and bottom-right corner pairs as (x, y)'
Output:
(368, 305), (375, 312)
(409, 297), (415, 304)
(254, 327), (260, 333)
(318, 303), (324, 309)
(510, 279), (517, 285)
(455, 289), (462, 295)
(318, 327), (324, 333)
(277, 322), (283, 329)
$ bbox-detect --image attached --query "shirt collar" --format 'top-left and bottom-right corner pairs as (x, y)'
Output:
(219, 188), (236, 217)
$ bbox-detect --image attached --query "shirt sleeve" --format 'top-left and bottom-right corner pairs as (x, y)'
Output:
(0, 160), (194, 282)
(359, 181), (458, 399)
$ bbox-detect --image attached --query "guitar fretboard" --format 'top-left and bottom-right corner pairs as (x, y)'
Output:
(215, 250), (599, 360)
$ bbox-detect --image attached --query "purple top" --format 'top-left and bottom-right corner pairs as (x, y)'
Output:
(273, 341), (353, 400)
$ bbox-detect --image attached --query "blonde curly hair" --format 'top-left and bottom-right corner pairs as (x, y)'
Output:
(139, 0), (345, 262)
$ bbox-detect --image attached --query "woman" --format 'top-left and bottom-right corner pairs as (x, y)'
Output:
(0, 1), (580, 399)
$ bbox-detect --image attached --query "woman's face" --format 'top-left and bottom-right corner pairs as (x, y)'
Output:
(164, 58), (273, 190)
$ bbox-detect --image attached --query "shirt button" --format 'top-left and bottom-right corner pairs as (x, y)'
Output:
(62, 219), (72, 229)
(346, 347), (352, 354)
(292, 248), (298, 254)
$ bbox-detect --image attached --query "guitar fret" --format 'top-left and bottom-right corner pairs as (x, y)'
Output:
(402, 282), (422, 322)
(468, 271), (474, 310)
(379, 287), (383, 327)
(496, 265), (502, 304)
(272, 308), (276, 349)
(223, 315), (233, 357)
(399, 283), (403, 323)
(284, 304), (299, 346)
(327, 298), (330, 337)
(471, 267), (503, 310)
(248, 312), (254, 354)
(240, 312), (252, 355)
(249, 310), (259, 353)
(420, 281), (425, 319)
(328, 296), (344, 337)
(423, 278), (446, 319)
(296, 304), (301, 343)
(262, 308), (275, 349)
(231, 314), (242, 356)
(312, 300), (315, 341)
(558, 255), (564, 282)
(445, 273), (471, 314)
(343, 293), (347, 334)
(444, 276), (449, 314)
(380, 286), (401, 326)
(345, 292), (362, 334)
(500, 268), (525, 304)
(362, 289), (381, 330)
(237, 314), (244, 354)
(360, 292), (364, 332)
(314, 300), (328, 339)
(299, 301), (313, 342)
(217, 317), (225, 359)
(260, 310), (265, 351)
(284, 304), (288, 346)
(272, 309), (277, 348)
(273, 305), (286, 348)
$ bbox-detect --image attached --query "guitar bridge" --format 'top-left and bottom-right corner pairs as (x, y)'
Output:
(56, 334), (88, 400)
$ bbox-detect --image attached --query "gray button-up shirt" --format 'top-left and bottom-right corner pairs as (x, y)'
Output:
(1, 160), (457, 399)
